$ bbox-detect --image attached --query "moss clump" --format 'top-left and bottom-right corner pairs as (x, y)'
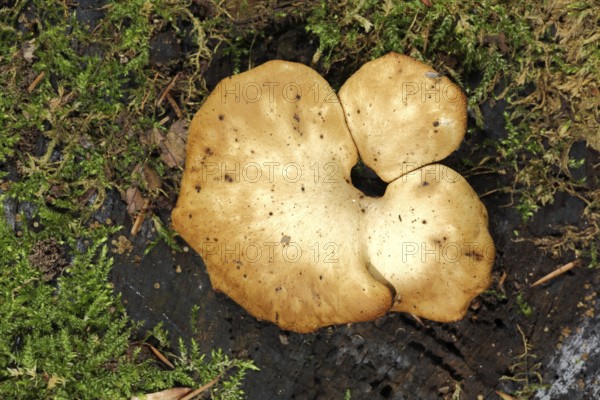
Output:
(1, 1), (258, 398)
(305, 0), (599, 257)
(0, 204), (257, 399)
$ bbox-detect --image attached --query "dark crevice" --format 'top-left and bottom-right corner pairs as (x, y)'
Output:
(427, 332), (464, 360)
(351, 162), (388, 197)
(366, 261), (397, 304)
(407, 341), (464, 382)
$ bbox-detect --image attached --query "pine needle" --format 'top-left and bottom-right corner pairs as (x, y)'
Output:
(530, 260), (580, 288)
(146, 343), (175, 369)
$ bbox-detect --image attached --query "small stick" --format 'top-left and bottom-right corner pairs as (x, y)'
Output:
(495, 391), (516, 400)
(530, 260), (580, 288)
(179, 375), (221, 400)
(497, 271), (508, 288)
(27, 71), (46, 93)
(479, 188), (504, 198)
(146, 343), (175, 369)
(409, 313), (425, 327)
(157, 72), (180, 106)
(166, 92), (183, 119)
(130, 199), (150, 236)
(141, 73), (160, 110)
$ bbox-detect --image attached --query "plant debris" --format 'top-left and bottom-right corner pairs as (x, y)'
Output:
(28, 238), (69, 281)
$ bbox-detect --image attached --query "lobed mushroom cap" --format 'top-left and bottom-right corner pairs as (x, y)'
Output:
(172, 54), (494, 332)
(339, 52), (468, 183)
(361, 164), (494, 322)
(171, 60), (394, 333)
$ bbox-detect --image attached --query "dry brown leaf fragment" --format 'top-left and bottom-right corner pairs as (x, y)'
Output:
(160, 120), (188, 168)
(139, 127), (160, 147)
(140, 127), (167, 148)
(168, 120), (188, 142)
(143, 164), (162, 192)
(125, 187), (144, 215)
(130, 387), (193, 400)
(22, 40), (36, 63)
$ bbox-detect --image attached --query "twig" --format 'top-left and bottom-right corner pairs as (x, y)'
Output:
(130, 199), (150, 236)
(146, 343), (175, 369)
(166, 92), (183, 119)
(157, 72), (180, 106)
(141, 72), (161, 110)
(530, 260), (580, 288)
(409, 313), (425, 327)
(27, 71), (45, 93)
(479, 188), (505, 198)
(497, 271), (508, 288)
(130, 387), (192, 400)
(179, 375), (222, 400)
(495, 390), (516, 400)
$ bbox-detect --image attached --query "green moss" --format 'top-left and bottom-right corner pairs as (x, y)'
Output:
(344, 388), (352, 400)
(0, 206), (257, 398)
(1, 1), (257, 397)
(516, 293), (533, 317)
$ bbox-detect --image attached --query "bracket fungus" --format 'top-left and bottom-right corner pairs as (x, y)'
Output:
(172, 52), (494, 333)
